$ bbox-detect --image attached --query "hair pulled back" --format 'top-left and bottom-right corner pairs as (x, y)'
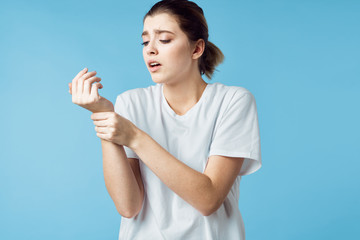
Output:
(144, 0), (224, 79)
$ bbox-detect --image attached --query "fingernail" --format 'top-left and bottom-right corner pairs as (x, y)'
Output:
(83, 67), (87, 71)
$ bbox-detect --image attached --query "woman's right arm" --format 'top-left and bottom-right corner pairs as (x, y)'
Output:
(101, 140), (144, 218)
(69, 68), (144, 218)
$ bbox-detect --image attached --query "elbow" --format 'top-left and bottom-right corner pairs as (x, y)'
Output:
(199, 198), (223, 217)
(197, 182), (224, 216)
(117, 206), (141, 219)
(200, 205), (220, 217)
(115, 194), (144, 219)
(116, 202), (143, 219)
(119, 211), (138, 219)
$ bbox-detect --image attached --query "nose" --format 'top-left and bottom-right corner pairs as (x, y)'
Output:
(146, 41), (158, 56)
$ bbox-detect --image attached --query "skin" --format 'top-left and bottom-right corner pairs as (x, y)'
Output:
(142, 13), (208, 115)
(69, 13), (244, 217)
(69, 68), (113, 113)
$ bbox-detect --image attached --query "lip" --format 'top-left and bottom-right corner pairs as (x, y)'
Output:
(147, 60), (162, 73)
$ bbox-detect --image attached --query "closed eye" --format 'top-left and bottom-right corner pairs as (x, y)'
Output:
(160, 40), (171, 44)
(141, 40), (171, 46)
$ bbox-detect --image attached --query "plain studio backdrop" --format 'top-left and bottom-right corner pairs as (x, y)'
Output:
(0, 0), (359, 239)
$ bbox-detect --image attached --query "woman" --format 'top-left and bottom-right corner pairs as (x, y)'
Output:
(69, 0), (261, 239)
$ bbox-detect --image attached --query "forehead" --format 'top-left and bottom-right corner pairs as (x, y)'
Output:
(142, 13), (181, 35)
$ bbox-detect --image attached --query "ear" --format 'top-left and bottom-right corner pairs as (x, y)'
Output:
(192, 39), (205, 60)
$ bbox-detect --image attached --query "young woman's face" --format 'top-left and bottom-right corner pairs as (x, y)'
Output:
(142, 13), (195, 84)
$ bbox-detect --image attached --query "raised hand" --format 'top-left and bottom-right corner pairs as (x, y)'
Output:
(69, 68), (114, 113)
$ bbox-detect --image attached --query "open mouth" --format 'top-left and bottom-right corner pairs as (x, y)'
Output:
(149, 62), (162, 72)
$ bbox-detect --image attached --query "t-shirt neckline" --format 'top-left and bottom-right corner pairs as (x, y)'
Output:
(161, 83), (211, 119)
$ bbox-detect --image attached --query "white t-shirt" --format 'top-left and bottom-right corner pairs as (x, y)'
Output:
(114, 82), (261, 240)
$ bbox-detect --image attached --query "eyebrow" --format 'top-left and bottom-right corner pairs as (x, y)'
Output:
(141, 29), (175, 37)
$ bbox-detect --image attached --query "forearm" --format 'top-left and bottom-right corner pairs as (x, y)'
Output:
(131, 130), (218, 216)
(101, 139), (143, 218)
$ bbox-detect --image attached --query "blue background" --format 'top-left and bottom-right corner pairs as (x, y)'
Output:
(1, 0), (359, 239)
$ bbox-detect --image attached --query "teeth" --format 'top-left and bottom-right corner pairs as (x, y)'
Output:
(150, 62), (159, 66)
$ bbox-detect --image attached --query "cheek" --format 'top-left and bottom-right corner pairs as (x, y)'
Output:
(167, 44), (192, 68)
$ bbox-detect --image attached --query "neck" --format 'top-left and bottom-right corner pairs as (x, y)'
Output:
(162, 71), (208, 116)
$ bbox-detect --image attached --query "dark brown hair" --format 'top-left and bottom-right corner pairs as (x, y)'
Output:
(144, 0), (224, 79)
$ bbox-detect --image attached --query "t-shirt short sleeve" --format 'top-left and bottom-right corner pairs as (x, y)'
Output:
(208, 89), (261, 176)
(114, 94), (139, 159)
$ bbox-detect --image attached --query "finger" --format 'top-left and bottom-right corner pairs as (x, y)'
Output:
(68, 83), (72, 94)
(84, 76), (101, 95)
(95, 126), (108, 133)
(77, 70), (96, 95)
(90, 82), (102, 99)
(91, 112), (111, 120)
(72, 68), (88, 96)
(77, 71), (97, 95)
(93, 119), (108, 127)
(96, 132), (109, 140)
(72, 67), (88, 82)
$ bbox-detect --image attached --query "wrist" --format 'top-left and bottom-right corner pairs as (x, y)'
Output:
(91, 105), (114, 113)
(129, 126), (146, 151)
(91, 97), (114, 113)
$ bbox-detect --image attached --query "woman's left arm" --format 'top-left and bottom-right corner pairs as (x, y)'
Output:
(133, 130), (244, 216)
(91, 112), (243, 216)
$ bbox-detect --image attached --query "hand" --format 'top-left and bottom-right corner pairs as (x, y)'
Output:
(69, 68), (114, 113)
(91, 111), (140, 148)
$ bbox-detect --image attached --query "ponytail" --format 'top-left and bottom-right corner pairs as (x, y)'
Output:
(200, 41), (224, 79)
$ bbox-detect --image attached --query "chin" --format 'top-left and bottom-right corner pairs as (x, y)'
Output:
(151, 76), (165, 84)
(150, 74), (169, 84)
(149, 72), (180, 85)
